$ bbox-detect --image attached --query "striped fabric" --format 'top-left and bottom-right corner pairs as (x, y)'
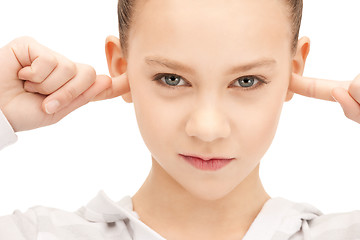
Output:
(2, 109), (360, 239)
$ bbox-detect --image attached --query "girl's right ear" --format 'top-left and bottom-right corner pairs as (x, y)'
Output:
(105, 35), (132, 103)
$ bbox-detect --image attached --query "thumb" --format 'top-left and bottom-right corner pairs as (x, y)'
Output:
(91, 73), (130, 102)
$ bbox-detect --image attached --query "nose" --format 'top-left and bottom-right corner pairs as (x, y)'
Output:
(185, 104), (231, 142)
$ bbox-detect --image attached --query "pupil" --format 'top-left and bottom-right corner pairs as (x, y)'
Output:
(165, 75), (180, 86)
(240, 77), (254, 87)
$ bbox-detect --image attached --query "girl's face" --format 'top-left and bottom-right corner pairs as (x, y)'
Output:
(126, 0), (294, 200)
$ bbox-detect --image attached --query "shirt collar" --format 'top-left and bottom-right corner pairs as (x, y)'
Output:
(242, 197), (322, 240)
(77, 190), (167, 240)
(77, 190), (322, 240)
(77, 190), (139, 223)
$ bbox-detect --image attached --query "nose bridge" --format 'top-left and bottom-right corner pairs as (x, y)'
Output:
(185, 92), (231, 142)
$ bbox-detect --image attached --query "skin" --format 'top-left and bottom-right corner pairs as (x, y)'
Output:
(107, 0), (305, 239)
(0, 0), (359, 239)
(102, 0), (359, 239)
(0, 37), (113, 132)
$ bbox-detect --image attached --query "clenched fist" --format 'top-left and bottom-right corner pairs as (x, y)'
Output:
(0, 37), (129, 132)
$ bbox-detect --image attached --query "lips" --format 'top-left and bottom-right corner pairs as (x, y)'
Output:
(179, 154), (234, 161)
(179, 154), (235, 171)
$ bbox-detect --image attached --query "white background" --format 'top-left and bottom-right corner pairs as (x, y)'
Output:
(0, 0), (359, 216)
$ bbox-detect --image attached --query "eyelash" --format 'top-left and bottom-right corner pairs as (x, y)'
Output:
(152, 73), (269, 91)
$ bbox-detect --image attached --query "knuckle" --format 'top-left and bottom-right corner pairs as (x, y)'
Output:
(65, 86), (79, 100)
(349, 81), (360, 93)
(37, 83), (53, 95)
(82, 64), (96, 83)
(42, 53), (58, 68)
(63, 61), (77, 78)
(30, 69), (43, 83)
(78, 92), (89, 103)
(31, 72), (46, 83)
(32, 56), (58, 84)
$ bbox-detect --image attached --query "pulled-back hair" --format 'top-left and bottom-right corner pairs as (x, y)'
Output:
(118, 0), (303, 58)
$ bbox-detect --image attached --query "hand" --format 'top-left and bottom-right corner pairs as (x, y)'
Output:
(91, 72), (131, 103)
(0, 36), (113, 132)
(290, 73), (360, 124)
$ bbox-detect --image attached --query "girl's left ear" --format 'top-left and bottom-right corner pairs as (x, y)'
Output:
(285, 36), (311, 102)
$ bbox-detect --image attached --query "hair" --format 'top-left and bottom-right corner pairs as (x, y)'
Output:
(118, 0), (303, 58)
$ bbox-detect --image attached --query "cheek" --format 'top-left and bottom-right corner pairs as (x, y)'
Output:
(233, 89), (285, 161)
(245, 101), (282, 152)
(132, 86), (181, 161)
(131, 69), (287, 164)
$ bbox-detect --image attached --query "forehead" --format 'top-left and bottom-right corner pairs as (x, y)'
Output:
(129, 0), (291, 63)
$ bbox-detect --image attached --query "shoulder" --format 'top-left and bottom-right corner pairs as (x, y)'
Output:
(253, 197), (360, 240)
(303, 210), (360, 239)
(282, 200), (360, 240)
(0, 205), (132, 240)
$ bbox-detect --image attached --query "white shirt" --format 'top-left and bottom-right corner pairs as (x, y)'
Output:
(1, 109), (360, 240)
(0, 108), (17, 150)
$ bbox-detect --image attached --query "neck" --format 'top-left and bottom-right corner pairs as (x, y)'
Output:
(132, 157), (270, 240)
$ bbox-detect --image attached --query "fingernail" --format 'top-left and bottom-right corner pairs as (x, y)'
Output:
(45, 100), (60, 114)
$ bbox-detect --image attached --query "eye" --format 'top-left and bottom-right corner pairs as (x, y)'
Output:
(230, 76), (266, 90)
(153, 73), (189, 88)
(152, 73), (268, 90)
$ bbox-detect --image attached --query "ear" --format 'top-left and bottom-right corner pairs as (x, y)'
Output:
(285, 36), (311, 102)
(105, 35), (132, 103)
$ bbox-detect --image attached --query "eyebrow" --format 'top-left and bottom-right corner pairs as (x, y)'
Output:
(145, 55), (277, 75)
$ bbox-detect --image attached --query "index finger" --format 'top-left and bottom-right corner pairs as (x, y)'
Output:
(289, 73), (351, 102)
(91, 73), (130, 102)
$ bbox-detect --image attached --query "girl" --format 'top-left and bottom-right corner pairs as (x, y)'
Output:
(0, 0), (360, 239)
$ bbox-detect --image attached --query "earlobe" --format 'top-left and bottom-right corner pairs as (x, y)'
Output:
(286, 37), (311, 102)
(105, 35), (133, 103)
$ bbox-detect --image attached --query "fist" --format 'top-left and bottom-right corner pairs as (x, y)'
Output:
(0, 37), (112, 132)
